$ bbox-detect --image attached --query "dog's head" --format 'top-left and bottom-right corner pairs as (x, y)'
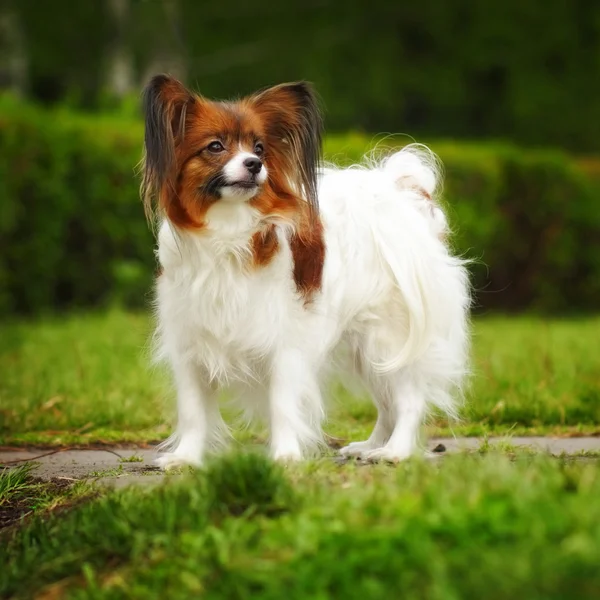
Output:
(140, 75), (322, 229)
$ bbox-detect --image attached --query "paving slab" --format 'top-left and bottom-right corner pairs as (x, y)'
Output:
(0, 448), (160, 482)
(1, 437), (599, 488)
(428, 436), (600, 455)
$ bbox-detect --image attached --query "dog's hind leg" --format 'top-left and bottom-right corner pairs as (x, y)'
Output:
(341, 366), (426, 462)
(362, 369), (426, 462)
(339, 379), (395, 458)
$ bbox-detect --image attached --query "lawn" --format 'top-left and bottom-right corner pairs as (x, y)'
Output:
(2, 452), (600, 599)
(1, 310), (599, 446)
(1, 311), (600, 599)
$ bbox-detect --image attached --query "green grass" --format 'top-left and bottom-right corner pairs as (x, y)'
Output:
(119, 454), (144, 463)
(1, 452), (599, 599)
(0, 310), (599, 446)
(1, 313), (599, 597)
(88, 465), (125, 478)
(0, 464), (37, 507)
(0, 310), (169, 445)
(0, 463), (92, 530)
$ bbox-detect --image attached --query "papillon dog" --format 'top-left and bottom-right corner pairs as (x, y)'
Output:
(141, 75), (470, 469)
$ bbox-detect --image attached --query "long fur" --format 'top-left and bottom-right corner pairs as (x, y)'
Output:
(140, 75), (193, 224)
(247, 82), (323, 220)
(142, 77), (470, 468)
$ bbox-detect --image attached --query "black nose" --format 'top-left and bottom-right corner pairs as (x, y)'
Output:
(243, 157), (262, 175)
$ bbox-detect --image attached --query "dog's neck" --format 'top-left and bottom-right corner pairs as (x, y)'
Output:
(202, 201), (264, 240)
(164, 201), (288, 271)
(160, 195), (324, 301)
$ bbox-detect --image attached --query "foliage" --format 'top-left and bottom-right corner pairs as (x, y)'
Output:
(1, 98), (599, 315)
(0, 96), (152, 315)
(2, 453), (600, 599)
(5, 0), (600, 150)
(328, 135), (600, 312)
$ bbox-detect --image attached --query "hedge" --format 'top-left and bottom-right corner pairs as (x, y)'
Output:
(7, 0), (600, 151)
(0, 98), (152, 315)
(0, 97), (599, 316)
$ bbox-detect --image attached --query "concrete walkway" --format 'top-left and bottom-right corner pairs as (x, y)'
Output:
(1, 437), (599, 488)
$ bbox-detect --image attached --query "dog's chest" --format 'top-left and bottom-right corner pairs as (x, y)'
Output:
(191, 264), (279, 340)
(159, 239), (296, 379)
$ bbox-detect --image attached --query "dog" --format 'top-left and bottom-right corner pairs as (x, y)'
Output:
(140, 75), (470, 468)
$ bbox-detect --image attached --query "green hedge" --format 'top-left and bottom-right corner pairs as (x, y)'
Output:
(1, 98), (599, 315)
(8, 0), (600, 151)
(0, 98), (153, 315)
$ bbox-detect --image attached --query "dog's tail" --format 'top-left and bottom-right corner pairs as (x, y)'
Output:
(380, 144), (449, 241)
(366, 146), (469, 410)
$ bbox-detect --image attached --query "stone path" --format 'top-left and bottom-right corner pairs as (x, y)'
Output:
(1, 436), (599, 488)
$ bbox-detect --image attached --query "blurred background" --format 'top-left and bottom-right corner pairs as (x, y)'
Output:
(1, 0), (599, 316)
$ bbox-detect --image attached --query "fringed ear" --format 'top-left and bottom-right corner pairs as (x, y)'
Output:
(248, 82), (323, 219)
(140, 74), (194, 223)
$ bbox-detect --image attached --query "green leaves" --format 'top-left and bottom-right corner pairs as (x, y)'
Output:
(0, 96), (153, 316)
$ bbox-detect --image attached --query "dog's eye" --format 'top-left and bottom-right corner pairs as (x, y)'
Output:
(254, 142), (264, 156)
(207, 141), (225, 153)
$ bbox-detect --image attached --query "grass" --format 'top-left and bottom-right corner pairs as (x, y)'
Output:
(0, 464), (37, 507)
(88, 465), (125, 478)
(0, 463), (92, 530)
(1, 452), (599, 599)
(0, 310), (166, 446)
(119, 454), (144, 463)
(0, 310), (599, 446)
(1, 311), (599, 598)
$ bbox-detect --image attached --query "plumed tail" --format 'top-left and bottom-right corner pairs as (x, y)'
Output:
(367, 146), (470, 383)
(380, 144), (449, 241)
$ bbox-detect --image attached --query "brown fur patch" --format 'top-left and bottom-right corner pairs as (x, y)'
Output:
(290, 216), (326, 303)
(419, 187), (432, 202)
(243, 83), (322, 219)
(251, 224), (280, 267)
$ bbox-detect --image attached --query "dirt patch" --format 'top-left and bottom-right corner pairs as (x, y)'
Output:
(1, 496), (33, 530)
(0, 476), (93, 533)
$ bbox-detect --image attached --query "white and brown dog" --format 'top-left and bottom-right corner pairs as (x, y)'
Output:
(140, 75), (470, 469)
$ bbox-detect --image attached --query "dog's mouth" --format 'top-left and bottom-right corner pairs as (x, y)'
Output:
(227, 180), (258, 189)
(217, 178), (262, 200)
(202, 175), (261, 197)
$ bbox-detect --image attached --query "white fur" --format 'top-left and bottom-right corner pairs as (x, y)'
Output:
(154, 145), (470, 468)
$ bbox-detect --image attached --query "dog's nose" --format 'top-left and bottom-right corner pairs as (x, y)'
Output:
(243, 157), (262, 175)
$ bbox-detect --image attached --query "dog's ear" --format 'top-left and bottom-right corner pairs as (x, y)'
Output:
(140, 74), (194, 222)
(248, 82), (323, 219)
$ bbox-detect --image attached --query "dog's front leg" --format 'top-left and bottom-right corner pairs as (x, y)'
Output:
(268, 348), (323, 461)
(156, 359), (226, 469)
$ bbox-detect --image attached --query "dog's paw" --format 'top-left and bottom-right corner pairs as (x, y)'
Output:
(361, 446), (413, 464)
(155, 452), (201, 471)
(339, 440), (378, 458)
(271, 444), (303, 463)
